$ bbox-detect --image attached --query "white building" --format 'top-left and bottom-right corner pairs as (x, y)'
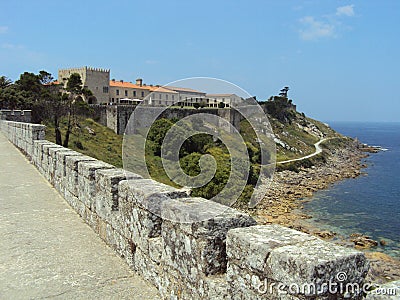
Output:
(164, 86), (206, 106)
(109, 79), (150, 104)
(145, 86), (179, 106)
(205, 94), (242, 107)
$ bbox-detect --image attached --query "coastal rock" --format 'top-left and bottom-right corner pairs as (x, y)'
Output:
(315, 230), (336, 239)
(350, 234), (378, 249)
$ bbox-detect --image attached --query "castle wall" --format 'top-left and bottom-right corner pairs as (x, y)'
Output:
(0, 110), (31, 123)
(0, 119), (371, 299)
(91, 105), (244, 135)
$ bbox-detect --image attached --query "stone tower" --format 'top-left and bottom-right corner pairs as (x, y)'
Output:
(58, 67), (110, 104)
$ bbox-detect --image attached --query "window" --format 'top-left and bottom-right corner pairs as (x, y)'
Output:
(133, 91), (137, 97)
(166, 94), (168, 100)
(141, 91), (144, 97)
(172, 95), (174, 100)
(159, 94), (162, 99)
(125, 90), (128, 97)
(103, 86), (109, 93)
(116, 89), (120, 96)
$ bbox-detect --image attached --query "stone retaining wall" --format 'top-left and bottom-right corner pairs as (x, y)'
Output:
(1, 120), (371, 299)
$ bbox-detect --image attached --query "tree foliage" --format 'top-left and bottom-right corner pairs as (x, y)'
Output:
(0, 71), (91, 147)
(263, 96), (296, 123)
(145, 118), (258, 203)
(0, 76), (12, 89)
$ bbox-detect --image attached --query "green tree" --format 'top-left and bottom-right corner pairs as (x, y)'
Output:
(0, 76), (12, 89)
(0, 72), (45, 110)
(146, 118), (174, 156)
(38, 70), (54, 85)
(15, 72), (43, 100)
(42, 82), (65, 145)
(62, 73), (91, 147)
(0, 85), (30, 109)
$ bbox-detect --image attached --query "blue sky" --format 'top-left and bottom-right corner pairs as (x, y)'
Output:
(0, 0), (399, 122)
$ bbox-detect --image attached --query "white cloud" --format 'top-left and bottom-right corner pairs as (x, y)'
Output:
(336, 5), (355, 17)
(298, 5), (355, 41)
(0, 26), (8, 34)
(1, 43), (23, 50)
(145, 59), (158, 65)
(299, 16), (335, 41)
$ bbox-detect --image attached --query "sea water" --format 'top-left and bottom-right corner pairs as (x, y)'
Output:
(302, 122), (400, 257)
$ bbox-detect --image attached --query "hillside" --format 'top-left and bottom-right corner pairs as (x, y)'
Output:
(45, 109), (347, 169)
(44, 104), (353, 207)
(45, 117), (124, 168)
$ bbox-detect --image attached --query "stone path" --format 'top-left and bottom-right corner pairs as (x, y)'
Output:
(0, 132), (159, 299)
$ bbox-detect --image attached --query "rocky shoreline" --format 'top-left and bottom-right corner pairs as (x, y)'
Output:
(254, 139), (400, 284)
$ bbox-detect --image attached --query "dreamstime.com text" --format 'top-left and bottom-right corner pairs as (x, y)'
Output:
(256, 272), (398, 297)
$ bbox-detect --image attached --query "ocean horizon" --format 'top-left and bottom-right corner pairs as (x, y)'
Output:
(302, 121), (400, 258)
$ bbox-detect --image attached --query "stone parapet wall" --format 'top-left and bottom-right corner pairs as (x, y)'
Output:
(1, 120), (371, 299)
(0, 110), (32, 123)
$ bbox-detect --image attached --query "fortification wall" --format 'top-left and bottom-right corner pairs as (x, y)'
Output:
(0, 110), (31, 123)
(89, 105), (242, 135)
(0, 120), (371, 299)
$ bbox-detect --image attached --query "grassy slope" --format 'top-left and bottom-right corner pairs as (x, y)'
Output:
(45, 117), (124, 168)
(45, 117), (180, 187)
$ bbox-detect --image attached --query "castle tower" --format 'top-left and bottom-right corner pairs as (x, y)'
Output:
(58, 66), (110, 104)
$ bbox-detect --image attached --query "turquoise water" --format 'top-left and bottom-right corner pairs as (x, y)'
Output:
(302, 122), (400, 257)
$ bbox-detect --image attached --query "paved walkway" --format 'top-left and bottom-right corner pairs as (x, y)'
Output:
(277, 137), (331, 164)
(0, 133), (160, 299)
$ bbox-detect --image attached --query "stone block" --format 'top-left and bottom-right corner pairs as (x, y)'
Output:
(226, 225), (369, 299)
(54, 150), (81, 194)
(42, 143), (64, 181)
(134, 246), (162, 288)
(104, 222), (136, 268)
(148, 236), (163, 263)
(32, 140), (53, 168)
(94, 168), (141, 224)
(159, 269), (229, 300)
(161, 197), (256, 289)
(118, 179), (188, 252)
(48, 146), (70, 186)
(77, 160), (114, 208)
(204, 275), (229, 300)
(64, 189), (86, 218)
(64, 155), (97, 197)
